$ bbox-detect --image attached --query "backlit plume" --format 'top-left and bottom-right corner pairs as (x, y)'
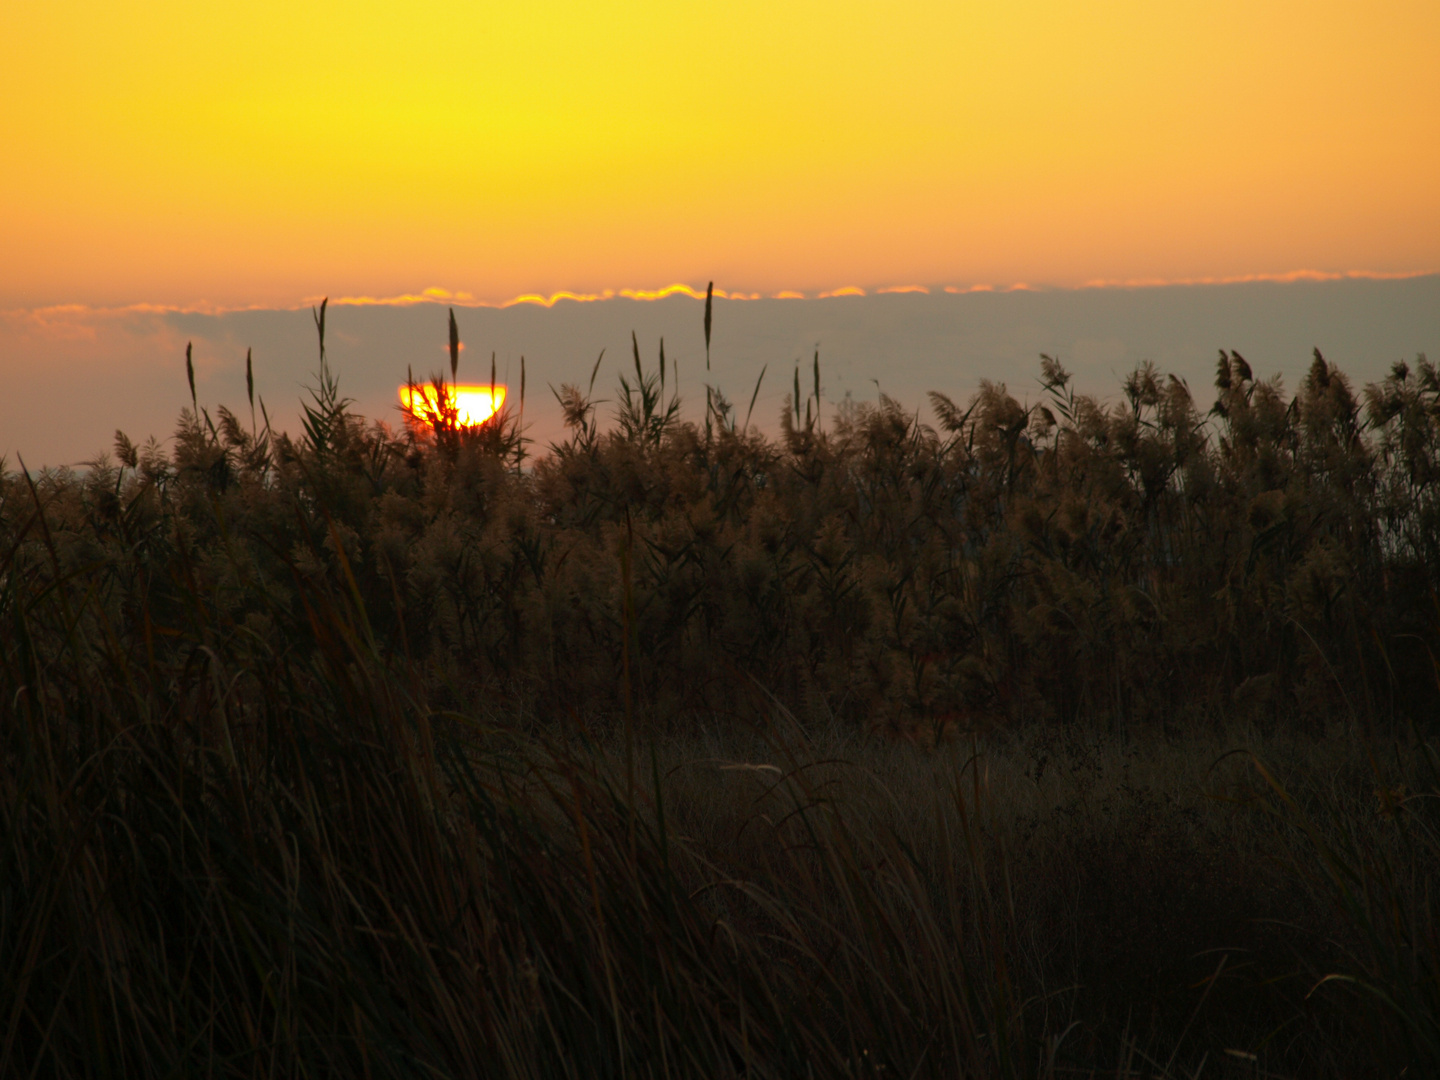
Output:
(399, 383), (506, 427)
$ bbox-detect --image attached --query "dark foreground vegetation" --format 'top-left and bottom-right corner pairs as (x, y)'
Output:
(4, 307), (1439, 1076)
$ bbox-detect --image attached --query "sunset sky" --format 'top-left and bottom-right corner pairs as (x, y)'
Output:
(3, 0), (1437, 310)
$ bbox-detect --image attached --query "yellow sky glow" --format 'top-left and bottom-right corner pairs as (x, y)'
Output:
(2, 1), (1436, 308)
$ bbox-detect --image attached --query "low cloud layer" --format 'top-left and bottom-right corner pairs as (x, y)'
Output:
(4, 276), (1437, 468)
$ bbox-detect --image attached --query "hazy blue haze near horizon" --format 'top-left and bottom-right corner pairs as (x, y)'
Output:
(3, 276), (1437, 468)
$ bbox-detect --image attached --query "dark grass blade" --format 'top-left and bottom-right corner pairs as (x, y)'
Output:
(185, 341), (196, 411)
(704, 281), (713, 370)
(449, 307), (460, 384)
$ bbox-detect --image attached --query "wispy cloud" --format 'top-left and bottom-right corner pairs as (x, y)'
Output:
(328, 282), (756, 309)
(1, 302), (192, 344)
(1078, 268), (1436, 289)
(7, 270), (1436, 329)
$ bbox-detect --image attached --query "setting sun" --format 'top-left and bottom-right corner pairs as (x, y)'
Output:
(399, 383), (507, 428)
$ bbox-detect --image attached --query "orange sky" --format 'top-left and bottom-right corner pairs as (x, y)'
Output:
(2, 1), (1437, 309)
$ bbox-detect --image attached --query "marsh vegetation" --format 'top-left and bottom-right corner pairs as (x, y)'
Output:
(3, 306), (1438, 1076)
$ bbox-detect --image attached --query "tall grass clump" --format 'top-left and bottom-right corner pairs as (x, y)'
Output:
(3, 306), (1439, 1075)
(1241, 734), (1440, 1074)
(39, 328), (1435, 741)
(0, 469), (1058, 1076)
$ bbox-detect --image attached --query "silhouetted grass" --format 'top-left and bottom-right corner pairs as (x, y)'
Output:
(2, 313), (1438, 1075)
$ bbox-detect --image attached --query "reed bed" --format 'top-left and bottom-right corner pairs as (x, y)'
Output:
(2, 307), (1437, 1076)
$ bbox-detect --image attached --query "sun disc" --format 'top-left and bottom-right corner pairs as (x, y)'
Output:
(399, 383), (507, 426)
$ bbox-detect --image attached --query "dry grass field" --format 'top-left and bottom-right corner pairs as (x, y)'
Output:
(3, 307), (1437, 1076)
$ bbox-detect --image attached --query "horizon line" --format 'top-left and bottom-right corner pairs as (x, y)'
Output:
(6, 267), (1435, 322)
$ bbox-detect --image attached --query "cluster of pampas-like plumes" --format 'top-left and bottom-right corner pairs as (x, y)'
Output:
(13, 306), (1436, 741)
